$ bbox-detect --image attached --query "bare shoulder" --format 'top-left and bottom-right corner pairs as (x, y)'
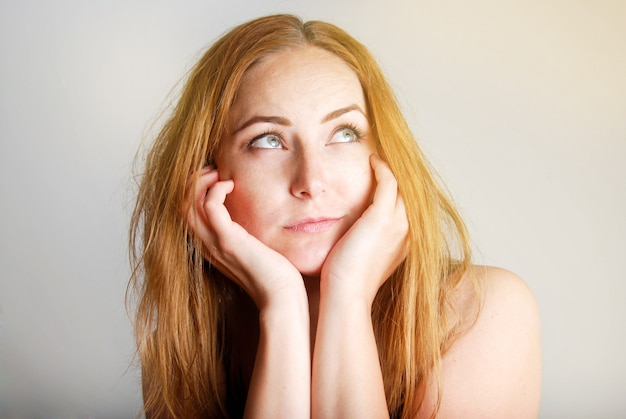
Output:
(418, 266), (542, 418)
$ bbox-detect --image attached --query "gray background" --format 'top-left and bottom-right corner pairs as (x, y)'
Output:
(1, 1), (624, 417)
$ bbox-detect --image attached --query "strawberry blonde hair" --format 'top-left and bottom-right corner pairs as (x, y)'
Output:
(129, 14), (472, 418)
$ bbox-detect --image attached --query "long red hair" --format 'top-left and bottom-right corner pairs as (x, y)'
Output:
(129, 14), (472, 418)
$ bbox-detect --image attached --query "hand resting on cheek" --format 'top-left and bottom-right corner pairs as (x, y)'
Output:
(185, 165), (305, 311)
(185, 154), (408, 310)
(320, 154), (409, 306)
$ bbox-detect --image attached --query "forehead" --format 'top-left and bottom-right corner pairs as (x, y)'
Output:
(229, 46), (366, 122)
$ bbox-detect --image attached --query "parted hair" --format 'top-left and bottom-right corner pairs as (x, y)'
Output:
(129, 13), (472, 418)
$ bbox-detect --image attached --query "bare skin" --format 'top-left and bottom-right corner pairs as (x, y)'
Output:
(419, 266), (542, 418)
(186, 46), (541, 417)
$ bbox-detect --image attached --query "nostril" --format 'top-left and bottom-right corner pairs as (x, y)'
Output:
(290, 159), (326, 198)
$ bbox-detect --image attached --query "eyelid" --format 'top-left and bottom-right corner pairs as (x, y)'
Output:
(329, 123), (365, 144)
(246, 130), (285, 149)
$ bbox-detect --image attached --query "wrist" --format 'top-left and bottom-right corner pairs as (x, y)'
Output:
(258, 282), (309, 324)
(250, 269), (306, 309)
(319, 284), (373, 321)
(319, 274), (376, 311)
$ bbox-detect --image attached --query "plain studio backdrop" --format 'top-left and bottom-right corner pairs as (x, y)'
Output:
(1, 1), (624, 418)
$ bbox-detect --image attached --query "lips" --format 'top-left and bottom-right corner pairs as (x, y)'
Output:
(284, 217), (342, 233)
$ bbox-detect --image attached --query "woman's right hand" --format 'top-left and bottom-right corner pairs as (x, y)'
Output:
(185, 166), (305, 310)
(188, 167), (312, 417)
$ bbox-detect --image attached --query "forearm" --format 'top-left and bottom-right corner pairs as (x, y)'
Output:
(244, 293), (311, 419)
(311, 293), (389, 418)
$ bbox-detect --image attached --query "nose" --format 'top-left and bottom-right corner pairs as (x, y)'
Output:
(289, 148), (327, 199)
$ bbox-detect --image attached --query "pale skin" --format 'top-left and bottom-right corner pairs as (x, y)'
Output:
(187, 46), (541, 418)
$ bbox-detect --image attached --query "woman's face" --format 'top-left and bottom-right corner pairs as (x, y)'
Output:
(216, 46), (376, 277)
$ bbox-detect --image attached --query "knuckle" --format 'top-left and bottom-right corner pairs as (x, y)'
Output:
(387, 174), (398, 188)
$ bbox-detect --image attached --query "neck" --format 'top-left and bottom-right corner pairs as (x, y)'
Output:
(303, 276), (320, 353)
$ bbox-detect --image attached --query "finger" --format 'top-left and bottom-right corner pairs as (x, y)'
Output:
(394, 193), (409, 241)
(202, 179), (237, 242)
(187, 181), (236, 273)
(185, 164), (216, 194)
(204, 177), (234, 204)
(194, 169), (220, 203)
(369, 155), (399, 212)
(371, 156), (409, 243)
(182, 167), (219, 212)
(185, 168), (219, 235)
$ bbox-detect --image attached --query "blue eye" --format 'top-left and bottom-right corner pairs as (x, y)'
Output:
(331, 127), (361, 143)
(249, 133), (283, 149)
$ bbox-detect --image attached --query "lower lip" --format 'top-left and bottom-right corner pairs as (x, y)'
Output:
(285, 219), (340, 233)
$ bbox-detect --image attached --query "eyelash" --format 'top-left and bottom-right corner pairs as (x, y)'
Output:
(245, 123), (366, 149)
(246, 129), (285, 149)
(337, 123), (365, 142)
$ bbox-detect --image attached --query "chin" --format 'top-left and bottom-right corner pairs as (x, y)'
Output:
(297, 266), (323, 278)
(274, 238), (337, 278)
(292, 258), (324, 278)
(284, 250), (328, 279)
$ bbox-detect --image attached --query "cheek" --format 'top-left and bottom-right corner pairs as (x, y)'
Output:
(340, 157), (376, 208)
(222, 170), (285, 240)
(217, 155), (261, 230)
(356, 175), (376, 215)
(224, 184), (262, 231)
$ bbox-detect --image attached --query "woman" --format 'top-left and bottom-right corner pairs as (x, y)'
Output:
(129, 14), (541, 418)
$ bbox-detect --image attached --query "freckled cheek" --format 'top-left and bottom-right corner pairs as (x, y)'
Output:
(217, 158), (259, 226)
(223, 176), (282, 238)
(345, 161), (376, 209)
(359, 175), (376, 212)
(224, 186), (258, 227)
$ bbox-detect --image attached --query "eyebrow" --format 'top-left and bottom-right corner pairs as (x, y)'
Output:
(321, 104), (366, 123)
(232, 116), (291, 134)
(232, 104), (366, 135)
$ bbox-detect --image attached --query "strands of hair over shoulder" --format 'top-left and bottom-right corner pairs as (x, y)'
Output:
(129, 14), (473, 419)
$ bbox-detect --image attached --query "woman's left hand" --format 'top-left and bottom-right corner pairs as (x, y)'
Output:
(312, 155), (407, 417)
(320, 155), (409, 305)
